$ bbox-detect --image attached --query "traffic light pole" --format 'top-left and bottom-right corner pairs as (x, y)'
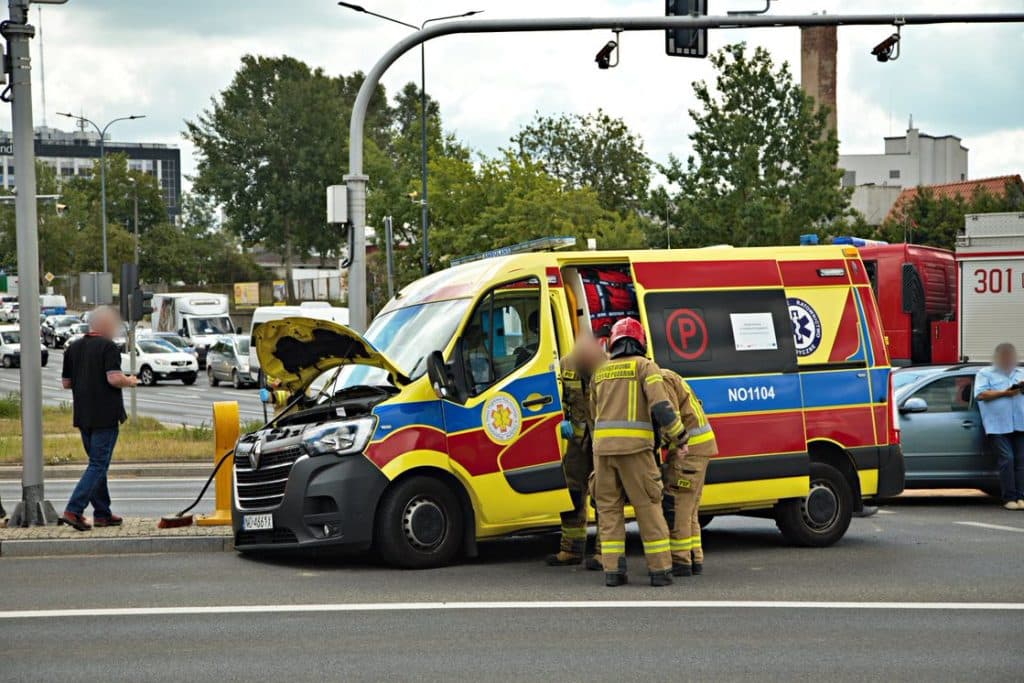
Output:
(128, 321), (137, 423)
(342, 11), (1024, 332)
(3, 0), (57, 526)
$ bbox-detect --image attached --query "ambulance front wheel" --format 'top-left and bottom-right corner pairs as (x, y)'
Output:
(774, 462), (853, 547)
(375, 476), (464, 569)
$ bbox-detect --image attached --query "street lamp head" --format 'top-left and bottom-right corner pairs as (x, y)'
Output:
(463, 11), (483, 17)
(56, 111), (74, 118)
(128, 115), (146, 120)
(337, 2), (367, 12)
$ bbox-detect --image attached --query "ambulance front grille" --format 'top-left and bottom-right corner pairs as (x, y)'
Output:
(234, 446), (303, 511)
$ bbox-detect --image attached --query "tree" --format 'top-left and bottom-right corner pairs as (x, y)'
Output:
(426, 151), (646, 268)
(664, 43), (851, 247)
(511, 109), (651, 214)
(186, 56), (358, 300)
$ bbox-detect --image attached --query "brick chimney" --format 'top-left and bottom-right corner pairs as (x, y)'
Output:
(800, 25), (838, 136)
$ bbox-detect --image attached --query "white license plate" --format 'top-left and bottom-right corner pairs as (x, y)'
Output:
(242, 513), (274, 531)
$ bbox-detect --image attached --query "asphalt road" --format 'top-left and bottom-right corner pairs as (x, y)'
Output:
(0, 478), (214, 517)
(3, 496), (1022, 681)
(0, 347), (267, 427)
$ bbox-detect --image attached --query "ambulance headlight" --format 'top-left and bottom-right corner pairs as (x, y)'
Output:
(302, 417), (376, 456)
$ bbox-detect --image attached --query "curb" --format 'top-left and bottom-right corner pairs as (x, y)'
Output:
(0, 463), (212, 480)
(0, 535), (234, 558)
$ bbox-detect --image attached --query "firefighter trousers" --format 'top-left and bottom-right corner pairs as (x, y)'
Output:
(665, 451), (709, 565)
(594, 451), (672, 572)
(556, 435), (593, 555)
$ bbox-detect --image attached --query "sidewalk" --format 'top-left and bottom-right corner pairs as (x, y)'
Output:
(0, 462), (212, 480)
(0, 516), (233, 557)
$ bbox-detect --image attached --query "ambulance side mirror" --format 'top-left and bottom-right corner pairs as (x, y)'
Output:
(427, 350), (458, 401)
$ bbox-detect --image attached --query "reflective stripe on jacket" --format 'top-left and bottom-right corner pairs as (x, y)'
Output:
(591, 356), (684, 456)
(560, 355), (592, 438)
(661, 369), (719, 457)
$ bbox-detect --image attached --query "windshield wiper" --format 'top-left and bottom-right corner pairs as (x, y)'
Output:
(406, 355), (425, 380)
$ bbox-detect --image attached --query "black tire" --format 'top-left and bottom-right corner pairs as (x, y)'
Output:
(41, 359), (48, 368)
(139, 365), (156, 386)
(207, 367), (219, 387)
(774, 462), (853, 547)
(1, 355), (12, 369)
(374, 476), (464, 569)
(181, 372), (197, 386)
(232, 370), (241, 389)
(698, 514), (714, 529)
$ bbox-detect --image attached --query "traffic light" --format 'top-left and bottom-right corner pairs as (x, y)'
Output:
(120, 263), (138, 321)
(666, 0), (708, 59)
(131, 287), (153, 321)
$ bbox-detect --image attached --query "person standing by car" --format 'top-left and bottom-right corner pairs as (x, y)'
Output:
(59, 307), (138, 531)
(545, 333), (604, 567)
(590, 317), (686, 587)
(975, 343), (1024, 510)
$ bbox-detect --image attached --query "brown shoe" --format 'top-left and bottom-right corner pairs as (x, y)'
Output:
(60, 511), (92, 531)
(93, 514), (123, 527)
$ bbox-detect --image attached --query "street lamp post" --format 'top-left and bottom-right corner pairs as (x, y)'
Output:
(338, 3), (481, 277)
(56, 112), (145, 273)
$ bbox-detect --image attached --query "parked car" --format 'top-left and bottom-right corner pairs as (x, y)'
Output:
(0, 324), (49, 368)
(895, 365), (1019, 494)
(206, 335), (254, 389)
(0, 296), (17, 322)
(62, 322), (91, 349)
(145, 331), (197, 358)
(121, 338), (198, 386)
(41, 314), (82, 348)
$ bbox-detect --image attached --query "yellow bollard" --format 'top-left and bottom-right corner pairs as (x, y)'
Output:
(197, 401), (239, 526)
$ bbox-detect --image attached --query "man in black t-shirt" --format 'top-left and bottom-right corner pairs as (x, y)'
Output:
(60, 307), (138, 531)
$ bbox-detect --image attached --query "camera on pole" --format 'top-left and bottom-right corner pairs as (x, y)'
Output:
(666, 0), (708, 59)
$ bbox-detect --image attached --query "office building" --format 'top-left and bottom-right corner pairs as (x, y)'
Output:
(0, 126), (182, 218)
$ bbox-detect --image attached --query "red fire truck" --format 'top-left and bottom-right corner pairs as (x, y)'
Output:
(833, 238), (957, 365)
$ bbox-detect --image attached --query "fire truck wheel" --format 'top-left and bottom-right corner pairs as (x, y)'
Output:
(698, 514), (714, 529)
(774, 462), (853, 547)
(375, 476), (464, 569)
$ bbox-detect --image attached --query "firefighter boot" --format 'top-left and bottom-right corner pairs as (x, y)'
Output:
(599, 555), (627, 582)
(692, 550), (703, 575)
(672, 562), (693, 577)
(545, 537), (584, 566)
(649, 570), (674, 587)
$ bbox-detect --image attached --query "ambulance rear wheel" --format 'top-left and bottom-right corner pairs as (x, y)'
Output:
(375, 476), (464, 569)
(774, 462), (852, 547)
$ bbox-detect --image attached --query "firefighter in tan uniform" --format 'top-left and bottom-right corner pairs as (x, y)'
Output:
(591, 318), (687, 587)
(546, 334), (605, 566)
(660, 369), (718, 576)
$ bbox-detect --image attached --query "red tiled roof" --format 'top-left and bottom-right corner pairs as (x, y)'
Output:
(886, 174), (1024, 222)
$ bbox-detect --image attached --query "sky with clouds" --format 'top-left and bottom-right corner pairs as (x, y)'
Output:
(5, 0), (1022, 189)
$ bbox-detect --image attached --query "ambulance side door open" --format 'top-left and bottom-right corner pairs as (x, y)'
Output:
(429, 274), (572, 525)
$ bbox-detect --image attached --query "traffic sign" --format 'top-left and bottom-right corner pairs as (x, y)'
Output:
(43, 271), (54, 283)
(666, 0), (708, 58)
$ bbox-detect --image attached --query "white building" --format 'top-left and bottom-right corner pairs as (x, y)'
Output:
(839, 124), (969, 224)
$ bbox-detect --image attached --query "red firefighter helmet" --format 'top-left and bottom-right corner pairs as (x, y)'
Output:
(608, 317), (646, 351)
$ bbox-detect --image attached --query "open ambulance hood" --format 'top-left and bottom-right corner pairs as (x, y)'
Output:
(254, 317), (408, 393)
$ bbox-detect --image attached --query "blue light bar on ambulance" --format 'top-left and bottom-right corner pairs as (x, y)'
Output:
(450, 236), (578, 266)
(832, 236), (889, 247)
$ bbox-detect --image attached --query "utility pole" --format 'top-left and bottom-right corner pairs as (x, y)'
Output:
(384, 215), (395, 300)
(130, 181), (139, 424)
(3, 0), (65, 527)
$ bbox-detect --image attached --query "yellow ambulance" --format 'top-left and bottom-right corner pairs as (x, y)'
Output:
(237, 238), (904, 567)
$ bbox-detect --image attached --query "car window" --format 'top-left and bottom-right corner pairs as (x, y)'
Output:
(138, 340), (173, 354)
(461, 278), (541, 396)
(912, 376), (974, 413)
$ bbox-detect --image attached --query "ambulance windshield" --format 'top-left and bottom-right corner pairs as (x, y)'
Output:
(318, 298), (471, 394)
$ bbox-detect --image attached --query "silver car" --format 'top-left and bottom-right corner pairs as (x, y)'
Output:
(206, 335), (254, 389)
(897, 365), (1001, 494)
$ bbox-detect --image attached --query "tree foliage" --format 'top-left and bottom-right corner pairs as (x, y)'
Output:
(511, 109), (651, 214)
(663, 43), (851, 247)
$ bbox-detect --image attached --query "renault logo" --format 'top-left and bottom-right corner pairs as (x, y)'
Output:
(250, 439), (262, 470)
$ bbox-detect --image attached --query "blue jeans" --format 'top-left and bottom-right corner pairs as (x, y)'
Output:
(66, 427), (119, 517)
(988, 432), (1024, 502)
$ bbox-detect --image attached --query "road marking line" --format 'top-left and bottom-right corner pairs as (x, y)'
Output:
(955, 521), (1024, 534)
(1, 601), (1022, 620)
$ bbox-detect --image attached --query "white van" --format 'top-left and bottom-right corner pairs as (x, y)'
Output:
(39, 294), (67, 316)
(247, 303), (348, 383)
